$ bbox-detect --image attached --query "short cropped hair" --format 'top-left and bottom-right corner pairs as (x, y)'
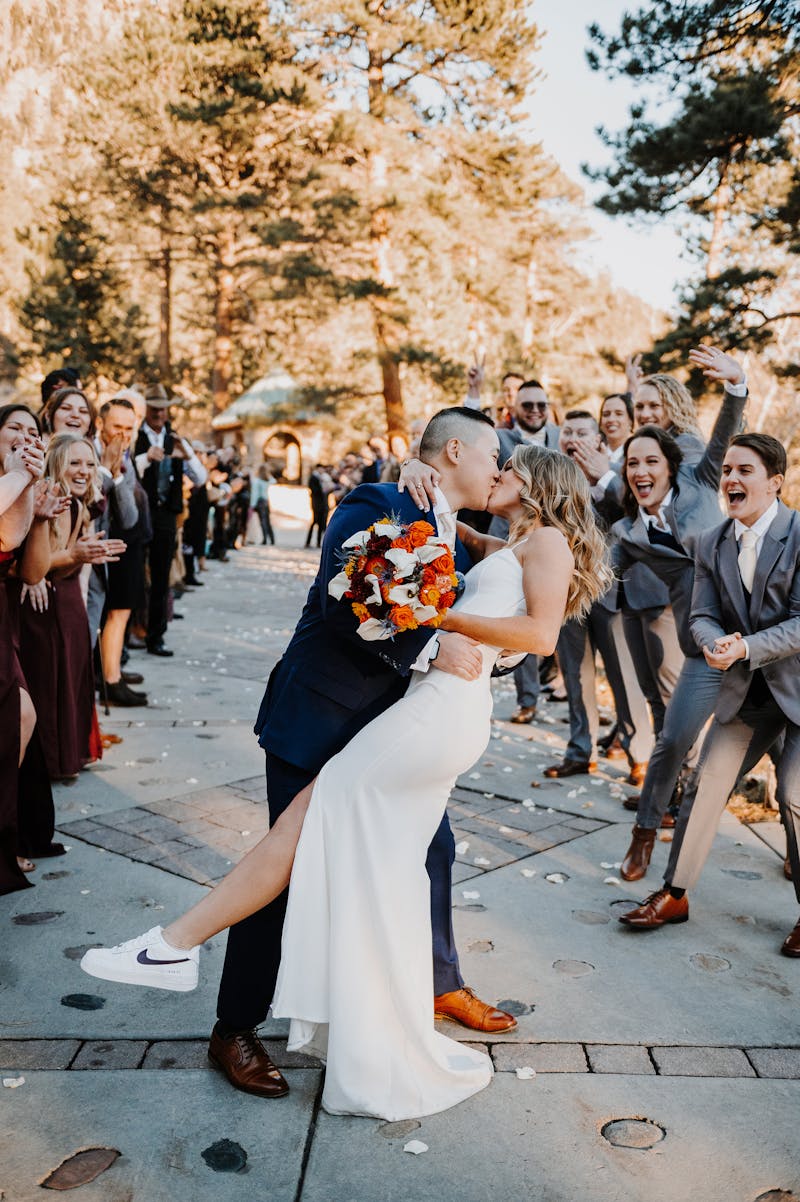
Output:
(563, 408), (597, 427)
(99, 397), (136, 419)
(502, 370), (525, 384)
(518, 379), (546, 395)
(729, 433), (786, 480)
(419, 406), (495, 459)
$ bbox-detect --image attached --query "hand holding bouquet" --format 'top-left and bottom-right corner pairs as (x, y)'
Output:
(328, 516), (459, 641)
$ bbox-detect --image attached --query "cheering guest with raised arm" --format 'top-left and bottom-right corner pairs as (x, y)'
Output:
(609, 347), (748, 881)
(620, 434), (800, 954)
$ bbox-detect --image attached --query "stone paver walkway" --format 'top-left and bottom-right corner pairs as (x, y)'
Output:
(1, 530), (798, 1202)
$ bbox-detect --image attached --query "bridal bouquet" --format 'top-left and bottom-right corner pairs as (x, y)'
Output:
(328, 516), (459, 641)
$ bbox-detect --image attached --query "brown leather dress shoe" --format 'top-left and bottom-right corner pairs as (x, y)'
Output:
(620, 825), (656, 881)
(627, 762), (648, 787)
(660, 812), (676, 829)
(510, 705), (537, 724)
(781, 917), (800, 957)
(434, 987), (517, 1032)
(208, 1026), (289, 1098)
(623, 794), (640, 812)
(618, 887), (689, 929)
(542, 759), (597, 779)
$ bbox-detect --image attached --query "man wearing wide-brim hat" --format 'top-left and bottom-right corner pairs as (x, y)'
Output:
(133, 384), (207, 656)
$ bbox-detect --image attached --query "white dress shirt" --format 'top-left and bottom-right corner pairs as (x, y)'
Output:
(734, 499), (779, 661)
(639, 488), (675, 532)
(135, 422), (207, 486)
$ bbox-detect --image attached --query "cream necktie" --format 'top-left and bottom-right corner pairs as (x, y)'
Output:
(436, 507), (456, 550)
(738, 528), (758, 594)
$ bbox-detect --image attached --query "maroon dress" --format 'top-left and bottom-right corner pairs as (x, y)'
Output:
(17, 502), (95, 780)
(0, 552), (32, 895)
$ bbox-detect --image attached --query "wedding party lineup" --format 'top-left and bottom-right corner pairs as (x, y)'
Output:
(1, 1), (798, 1199)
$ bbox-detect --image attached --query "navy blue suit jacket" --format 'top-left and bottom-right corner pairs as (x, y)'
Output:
(255, 483), (473, 772)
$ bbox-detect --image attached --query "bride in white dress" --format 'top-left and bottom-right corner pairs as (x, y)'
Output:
(82, 445), (611, 1120)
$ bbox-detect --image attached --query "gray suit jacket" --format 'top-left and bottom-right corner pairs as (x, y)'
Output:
(611, 388), (747, 655)
(690, 503), (800, 724)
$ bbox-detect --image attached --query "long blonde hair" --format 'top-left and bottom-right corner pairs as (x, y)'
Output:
(508, 444), (614, 621)
(44, 433), (98, 534)
(640, 374), (701, 437)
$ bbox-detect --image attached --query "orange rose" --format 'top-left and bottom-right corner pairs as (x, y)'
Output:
(391, 604), (417, 631)
(406, 521), (434, 548)
(440, 590), (456, 608)
(431, 553), (454, 573)
(421, 565), (437, 586)
(395, 535), (416, 553)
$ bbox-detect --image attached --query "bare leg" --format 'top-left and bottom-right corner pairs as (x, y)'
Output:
(163, 780), (315, 950)
(101, 608), (131, 683)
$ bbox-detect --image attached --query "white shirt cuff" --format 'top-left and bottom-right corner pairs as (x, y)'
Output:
(135, 452), (150, 476)
(591, 470), (616, 500)
(411, 634), (439, 673)
(725, 378), (748, 397)
(740, 639), (749, 660)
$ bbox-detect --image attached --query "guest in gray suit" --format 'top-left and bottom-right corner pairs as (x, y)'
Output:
(620, 434), (800, 955)
(542, 409), (653, 778)
(609, 347), (748, 881)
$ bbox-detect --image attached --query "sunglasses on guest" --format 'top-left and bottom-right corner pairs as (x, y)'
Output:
(519, 400), (548, 411)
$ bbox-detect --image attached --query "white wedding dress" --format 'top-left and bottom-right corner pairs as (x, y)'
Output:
(271, 545), (527, 1120)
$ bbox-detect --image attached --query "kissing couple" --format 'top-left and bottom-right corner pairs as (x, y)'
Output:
(82, 407), (610, 1121)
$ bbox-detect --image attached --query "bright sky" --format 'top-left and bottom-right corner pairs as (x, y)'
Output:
(527, 0), (688, 313)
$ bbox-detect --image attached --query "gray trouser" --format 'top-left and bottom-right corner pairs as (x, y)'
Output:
(622, 606), (683, 737)
(636, 655), (722, 829)
(86, 566), (106, 650)
(557, 607), (654, 765)
(514, 654), (540, 709)
(667, 701), (800, 903)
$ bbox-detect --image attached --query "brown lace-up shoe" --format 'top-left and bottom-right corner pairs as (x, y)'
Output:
(618, 888), (689, 930)
(781, 917), (800, 957)
(208, 1026), (289, 1098)
(542, 760), (597, 779)
(620, 825), (656, 881)
(434, 987), (517, 1032)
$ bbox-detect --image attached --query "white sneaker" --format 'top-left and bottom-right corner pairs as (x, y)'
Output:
(80, 926), (199, 993)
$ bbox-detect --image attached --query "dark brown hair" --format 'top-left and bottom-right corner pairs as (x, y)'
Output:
(622, 425), (684, 517)
(40, 387), (96, 437)
(728, 433), (786, 481)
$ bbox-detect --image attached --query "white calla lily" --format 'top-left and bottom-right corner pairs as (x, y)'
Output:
(416, 542), (448, 564)
(328, 570), (351, 600)
(413, 605), (439, 624)
(341, 530), (370, 551)
(357, 617), (391, 641)
(385, 547), (417, 577)
(388, 582), (420, 605)
(372, 521), (401, 539)
(363, 573), (383, 606)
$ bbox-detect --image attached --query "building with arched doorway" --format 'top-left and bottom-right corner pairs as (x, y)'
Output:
(211, 367), (329, 485)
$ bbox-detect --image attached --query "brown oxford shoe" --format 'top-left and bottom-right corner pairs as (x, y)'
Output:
(208, 1026), (289, 1099)
(781, 917), (800, 957)
(434, 987), (518, 1033)
(618, 887), (689, 930)
(627, 762), (648, 787)
(620, 824), (656, 882)
(510, 705), (537, 724)
(542, 759), (597, 779)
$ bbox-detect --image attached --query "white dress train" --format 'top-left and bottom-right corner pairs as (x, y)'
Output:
(271, 546), (527, 1120)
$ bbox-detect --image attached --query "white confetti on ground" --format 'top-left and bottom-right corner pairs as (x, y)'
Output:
(520, 868), (537, 878)
(455, 841), (470, 855)
(404, 1140), (429, 1155)
(468, 772), (481, 780)
(515, 1067), (537, 1080)
(604, 876), (622, 886)
(3, 1077), (24, 1088)
(474, 856), (491, 867)
(462, 890), (481, 900)
(545, 872), (568, 884)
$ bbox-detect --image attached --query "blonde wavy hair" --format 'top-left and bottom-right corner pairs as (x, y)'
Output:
(639, 374), (701, 437)
(45, 433), (99, 534)
(507, 444), (614, 621)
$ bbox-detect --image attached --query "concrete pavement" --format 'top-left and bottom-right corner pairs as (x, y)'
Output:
(1, 528), (798, 1201)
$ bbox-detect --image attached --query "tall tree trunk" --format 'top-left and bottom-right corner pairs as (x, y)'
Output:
(366, 41), (406, 440)
(212, 222), (235, 415)
(157, 232), (172, 386)
(706, 164), (730, 280)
